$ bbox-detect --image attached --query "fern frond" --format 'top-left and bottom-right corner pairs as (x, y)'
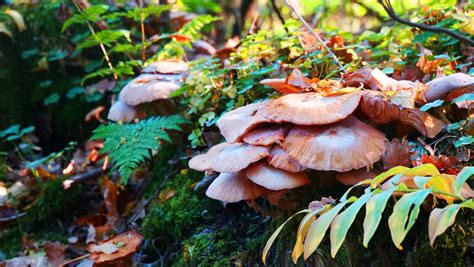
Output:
(91, 115), (189, 183)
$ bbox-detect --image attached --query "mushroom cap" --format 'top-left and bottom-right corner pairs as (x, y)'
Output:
(424, 73), (474, 102)
(205, 171), (266, 203)
(242, 124), (288, 146)
(119, 74), (180, 106)
(85, 106), (105, 122)
(246, 162), (310, 190)
(371, 68), (416, 91)
(260, 78), (300, 94)
(445, 83), (474, 109)
(282, 116), (387, 172)
(188, 142), (271, 173)
(217, 101), (272, 143)
(335, 168), (379, 185)
(260, 91), (362, 125)
(107, 101), (146, 122)
(360, 91), (445, 138)
(141, 60), (188, 74)
(268, 146), (306, 173)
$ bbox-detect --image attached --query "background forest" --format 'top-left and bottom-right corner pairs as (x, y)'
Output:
(0, 0), (473, 266)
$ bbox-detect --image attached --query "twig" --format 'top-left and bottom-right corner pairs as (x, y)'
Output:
(62, 166), (108, 189)
(61, 254), (90, 266)
(284, 0), (347, 73)
(354, 0), (385, 21)
(139, 0), (146, 61)
(378, 0), (473, 46)
(270, 0), (288, 32)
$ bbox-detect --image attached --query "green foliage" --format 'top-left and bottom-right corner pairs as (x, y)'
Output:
(23, 177), (84, 230)
(141, 170), (215, 241)
(104, 5), (169, 22)
(155, 15), (220, 60)
(62, 5), (109, 32)
(91, 115), (189, 183)
(263, 164), (474, 263)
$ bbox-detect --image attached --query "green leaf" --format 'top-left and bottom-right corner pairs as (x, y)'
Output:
(91, 115), (189, 183)
(262, 209), (310, 264)
(62, 5), (109, 32)
(454, 167), (474, 196)
(420, 99), (444, 112)
(388, 189), (431, 250)
(291, 206), (329, 263)
(363, 186), (398, 247)
(0, 125), (20, 139)
(330, 193), (372, 257)
(78, 30), (131, 49)
(382, 67), (394, 74)
(454, 135), (474, 147)
(303, 198), (355, 259)
(453, 93), (474, 103)
(371, 166), (410, 188)
(44, 93), (60, 106)
(428, 204), (460, 246)
(446, 120), (466, 133)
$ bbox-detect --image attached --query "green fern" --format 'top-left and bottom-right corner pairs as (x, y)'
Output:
(91, 115), (189, 183)
(156, 15), (220, 60)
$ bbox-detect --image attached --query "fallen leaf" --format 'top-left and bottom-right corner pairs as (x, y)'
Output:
(87, 230), (144, 265)
(103, 176), (122, 231)
(44, 241), (65, 266)
(383, 137), (413, 170)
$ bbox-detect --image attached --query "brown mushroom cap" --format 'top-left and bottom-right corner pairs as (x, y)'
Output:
(107, 101), (146, 122)
(242, 124), (288, 146)
(188, 142), (271, 173)
(205, 171), (266, 203)
(283, 116), (387, 172)
(246, 162), (310, 190)
(85, 106), (105, 122)
(335, 168), (379, 185)
(360, 91), (445, 138)
(445, 83), (474, 109)
(260, 91), (362, 125)
(268, 146), (306, 173)
(217, 101), (272, 143)
(119, 74), (180, 106)
(423, 73), (474, 102)
(141, 60), (188, 74)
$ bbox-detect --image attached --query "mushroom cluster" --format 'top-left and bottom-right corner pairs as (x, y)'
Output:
(107, 59), (189, 122)
(189, 69), (449, 204)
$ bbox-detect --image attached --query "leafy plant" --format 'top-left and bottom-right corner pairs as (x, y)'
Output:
(91, 115), (189, 183)
(262, 164), (474, 263)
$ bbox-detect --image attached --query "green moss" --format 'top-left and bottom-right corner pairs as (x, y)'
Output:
(412, 217), (471, 267)
(174, 211), (271, 266)
(0, 228), (22, 260)
(141, 169), (216, 241)
(22, 177), (84, 230)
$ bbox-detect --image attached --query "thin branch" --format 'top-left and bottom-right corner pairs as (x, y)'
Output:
(139, 0), (146, 61)
(283, 0), (347, 73)
(270, 0), (288, 32)
(378, 0), (473, 46)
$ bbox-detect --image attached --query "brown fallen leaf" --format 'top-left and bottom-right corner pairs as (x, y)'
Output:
(382, 137), (413, 170)
(87, 230), (144, 265)
(103, 177), (123, 231)
(44, 241), (65, 266)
